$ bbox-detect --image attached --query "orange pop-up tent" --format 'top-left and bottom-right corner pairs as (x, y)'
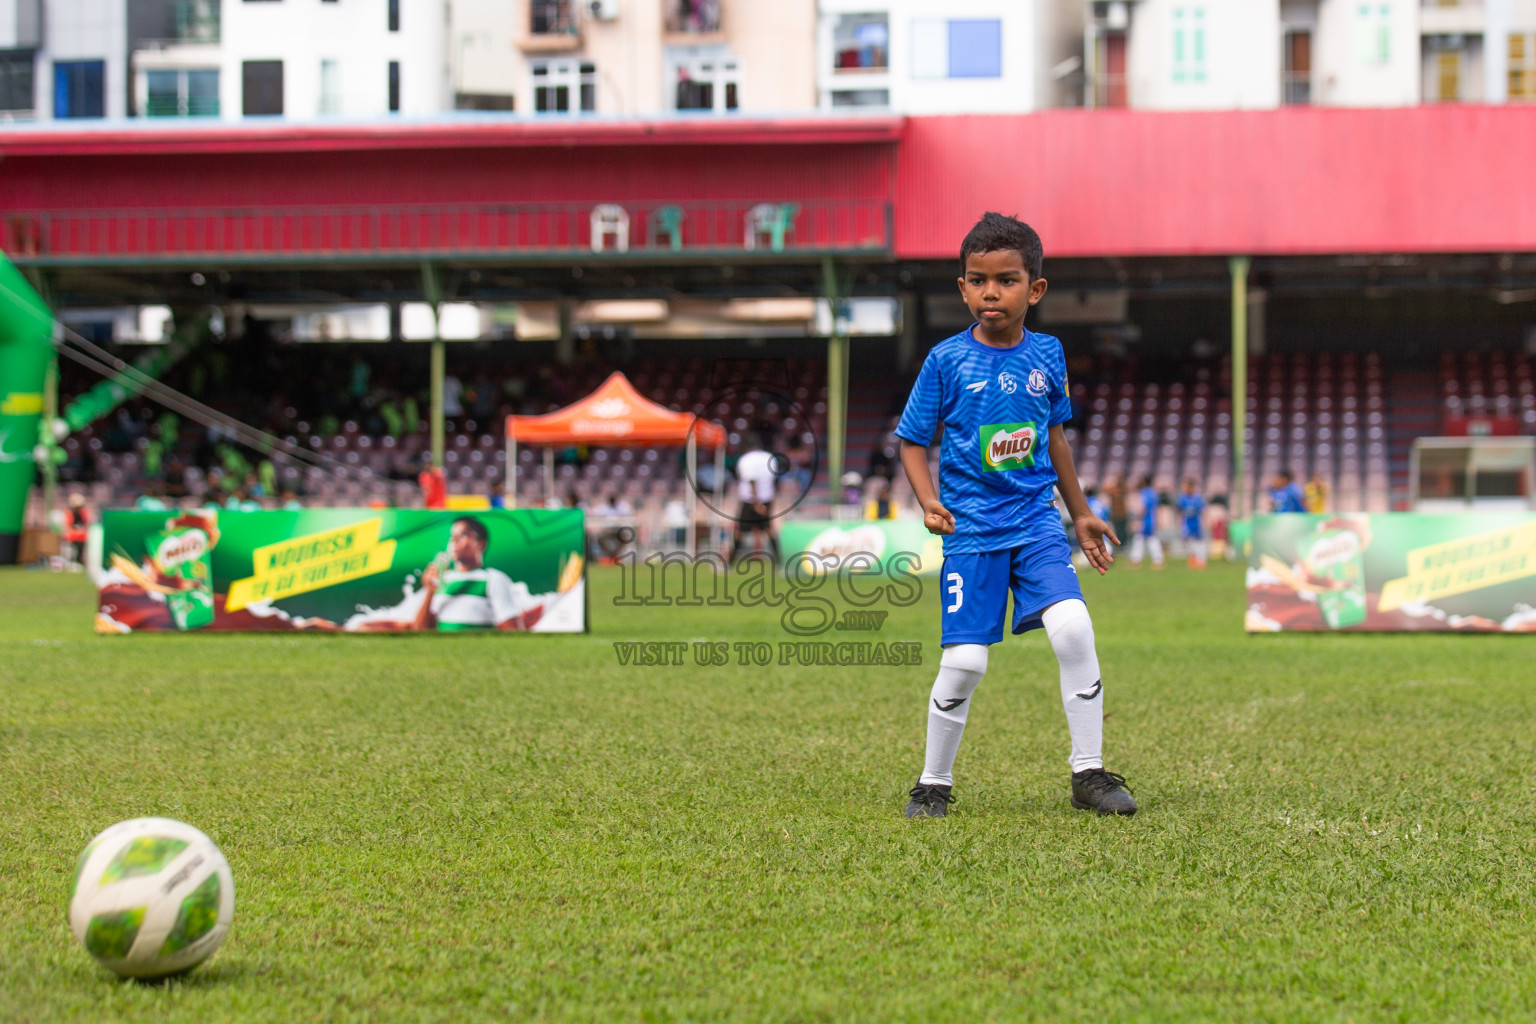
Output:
(505, 372), (727, 555)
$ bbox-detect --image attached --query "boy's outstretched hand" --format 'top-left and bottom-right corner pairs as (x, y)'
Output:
(922, 499), (956, 536)
(1074, 515), (1120, 575)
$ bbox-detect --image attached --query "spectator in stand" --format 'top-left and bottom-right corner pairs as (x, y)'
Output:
(419, 458), (447, 509)
(1268, 470), (1307, 513)
(867, 416), (902, 481)
(443, 375), (465, 419)
(785, 433), (815, 493)
(865, 478), (899, 520)
(348, 355), (370, 411)
(135, 483), (169, 512)
(62, 493), (92, 568)
(663, 497), (689, 550)
(1085, 487), (1113, 554)
(1104, 474), (1130, 551)
(1305, 473), (1329, 514)
(840, 471), (864, 505)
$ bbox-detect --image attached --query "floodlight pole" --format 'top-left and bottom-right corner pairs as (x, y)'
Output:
(506, 431), (517, 508)
(685, 433), (697, 557)
(823, 256), (849, 505)
(1230, 255), (1250, 520)
(422, 261), (445, 473)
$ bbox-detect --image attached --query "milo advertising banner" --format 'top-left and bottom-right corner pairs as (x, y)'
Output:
(97, 508), (586, 634)
(778, 519), (944, 575)
(1247, 512), (1536, 633)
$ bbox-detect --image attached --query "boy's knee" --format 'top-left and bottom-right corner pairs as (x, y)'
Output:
(1042, 599), (1094, 652)
(939, 643), (988, 678)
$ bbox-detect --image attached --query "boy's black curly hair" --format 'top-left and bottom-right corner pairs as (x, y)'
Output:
(960, 212), (1043, 281)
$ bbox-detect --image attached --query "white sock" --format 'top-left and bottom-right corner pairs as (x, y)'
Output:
(918, 643), (988, 786)
(1129, 534), (1145, 564)
(1149, 536), (1165, 566)
(1042, 599), (1104, 774)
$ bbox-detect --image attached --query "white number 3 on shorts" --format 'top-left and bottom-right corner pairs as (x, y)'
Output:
(946, 572), (964, 613)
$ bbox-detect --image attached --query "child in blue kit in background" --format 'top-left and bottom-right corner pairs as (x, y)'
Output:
(896, 212), (1138, 819)
(1129, 475), (1165, 569)
(1177, 477), (1208, 569)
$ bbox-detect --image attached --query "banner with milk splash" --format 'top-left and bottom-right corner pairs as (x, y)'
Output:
(1246, 512), (1536, 633)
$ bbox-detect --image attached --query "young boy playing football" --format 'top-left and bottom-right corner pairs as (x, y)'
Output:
(896, 212), (1137, 818)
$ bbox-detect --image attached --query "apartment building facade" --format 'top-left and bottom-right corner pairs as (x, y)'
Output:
(816, 0), (1085, 113)
(452, 0), (817, 116)
(1086, 0), (1536, 109)
(5, 0), (1536, 124)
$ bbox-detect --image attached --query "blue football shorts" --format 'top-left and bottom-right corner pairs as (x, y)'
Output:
(939, 531), (1084, 646)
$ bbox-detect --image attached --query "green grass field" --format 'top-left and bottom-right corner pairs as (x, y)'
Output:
(2, 562), (1534, 1023)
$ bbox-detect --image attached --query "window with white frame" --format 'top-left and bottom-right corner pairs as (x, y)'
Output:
(832, 13), (888, 72)
(669, 51), (739, 112)
(532, 59), (595, 114)
(1356, 4), (1391, 64)
(910, 19), (1002, 79)
(142, 68), (219, 117)
(319, 59), (340, 115)
(1172, 8), (1206, 84)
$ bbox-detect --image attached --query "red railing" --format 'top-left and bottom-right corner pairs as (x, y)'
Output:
(2, 199), (892, 264)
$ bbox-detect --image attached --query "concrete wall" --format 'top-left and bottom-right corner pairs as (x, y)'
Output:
(1312, 0), (1418, 107)
(451, 0), (815, 116)
(818, 0), (1037, 113)
(1126, 0), (1281, 110)
(41, 0), (129, 119)
(221, 0), (449, 119)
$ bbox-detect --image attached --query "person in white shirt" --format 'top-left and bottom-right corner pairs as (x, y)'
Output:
(731, 434), (780, 564)
(345, 517), (543, 631)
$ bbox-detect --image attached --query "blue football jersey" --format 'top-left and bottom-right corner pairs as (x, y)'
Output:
(1178, 492), (1207, 538)
(895, 325), (1072, 554)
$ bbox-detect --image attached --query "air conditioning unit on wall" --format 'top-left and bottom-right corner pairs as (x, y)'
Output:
(586, 0), (619, 21)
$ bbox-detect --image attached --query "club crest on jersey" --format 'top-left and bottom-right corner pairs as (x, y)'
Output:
(979, 421), (1038, 471)
(997, 371), (1018, 394)
(1026, 368), (1049, 396)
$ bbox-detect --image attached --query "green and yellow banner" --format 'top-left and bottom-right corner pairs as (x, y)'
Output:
(1246, 512), (1536, 633)
(98, 508), (586, 634)
(778, 519), (944, 575)
(0, 255), (55, 565)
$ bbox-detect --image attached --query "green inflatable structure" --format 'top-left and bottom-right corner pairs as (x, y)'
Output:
(0, 254), (55, 564)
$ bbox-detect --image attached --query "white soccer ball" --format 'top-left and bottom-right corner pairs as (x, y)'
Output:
(68, 817), (235, 979)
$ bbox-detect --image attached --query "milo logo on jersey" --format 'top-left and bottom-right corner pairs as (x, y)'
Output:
(980, 422), (1039, 471)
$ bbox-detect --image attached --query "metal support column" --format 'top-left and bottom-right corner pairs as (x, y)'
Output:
(1230, 255), (1250, 520)
(685, 434), (698, 558)
(421, 261), (445, 471)
(822, 257), (849, 505)
(556, 298), (575, 366)
(506, 435), (517, 508)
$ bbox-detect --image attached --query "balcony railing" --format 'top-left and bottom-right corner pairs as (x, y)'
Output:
(1282, 72), (1311, 105)
(173, 0), (219, 44)
(665, 0), (721, 34)
(1, 199), (893, 265)
(531, 0), (578, 36)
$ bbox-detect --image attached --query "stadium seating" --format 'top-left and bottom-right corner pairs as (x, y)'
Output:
(65, 348), (1536, 518)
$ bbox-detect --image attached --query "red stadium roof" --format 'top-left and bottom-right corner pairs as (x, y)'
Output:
(0, 114), (904, 157)
(6, 107), (1536, 260)
(895, 106), (1536, 259)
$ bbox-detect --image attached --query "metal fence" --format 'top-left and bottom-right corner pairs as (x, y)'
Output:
(2, 199), (893, 265)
